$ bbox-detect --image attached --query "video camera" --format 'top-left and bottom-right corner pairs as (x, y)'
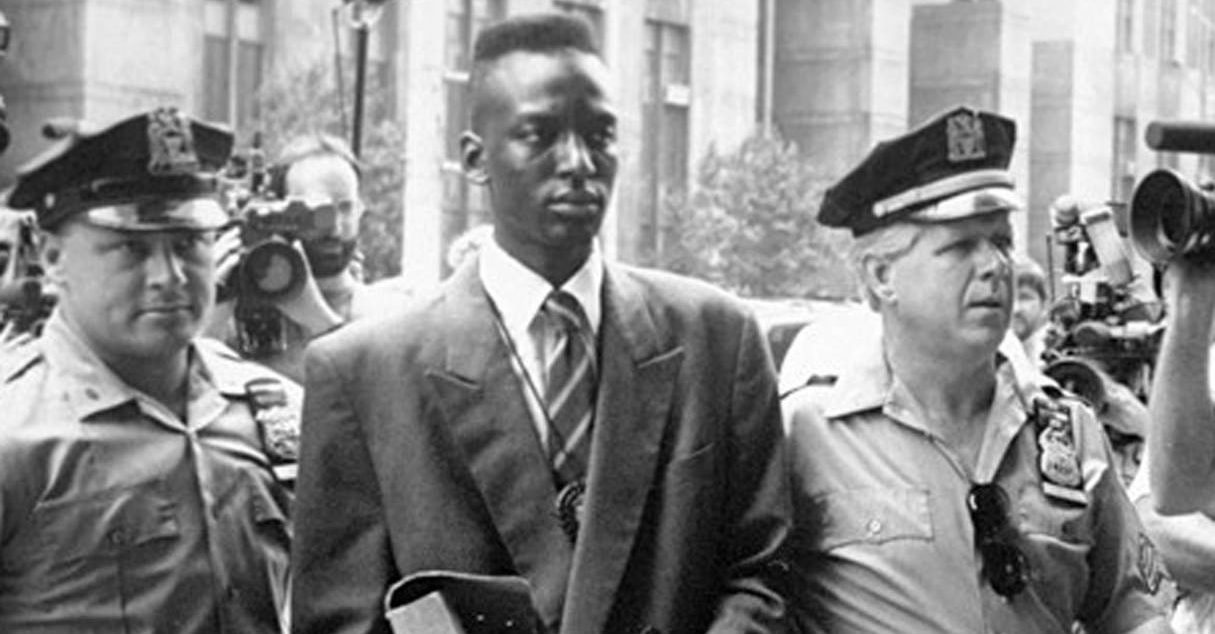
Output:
(0, 209), (53, 337)
(217, 134), (339, 357)
(1042, 196), (1163, 406)
(1130, 120), (1215, 262)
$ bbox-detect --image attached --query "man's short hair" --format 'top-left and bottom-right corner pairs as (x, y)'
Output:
(269, 134), (362, 198)
(468, 13), (600, 130)
(473, 13), (599, 65)
(849, 222), (927, 310)
(1014, 256), (1048, 301)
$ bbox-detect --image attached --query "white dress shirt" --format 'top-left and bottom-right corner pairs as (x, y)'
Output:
(478, 237), (603, 446)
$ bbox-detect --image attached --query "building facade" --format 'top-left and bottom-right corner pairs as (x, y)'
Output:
(768, 0), (1215, 269)
(0, 0), (760, 285)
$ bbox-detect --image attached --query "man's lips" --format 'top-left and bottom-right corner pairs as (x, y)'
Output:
(140, 303), (193, 315)
(547, 191), (603, 212)
(969, 298), (1006, 310)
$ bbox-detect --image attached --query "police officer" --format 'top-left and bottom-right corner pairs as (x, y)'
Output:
(0, 107), (298, 633)
(784, 106), (1171, 633)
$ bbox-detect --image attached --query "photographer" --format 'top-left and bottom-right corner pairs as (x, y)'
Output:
(205, 134), (406, 383)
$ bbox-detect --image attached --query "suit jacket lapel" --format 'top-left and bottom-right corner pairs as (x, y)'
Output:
(563, 265), (683, 632)
(424, 263), (573, 630)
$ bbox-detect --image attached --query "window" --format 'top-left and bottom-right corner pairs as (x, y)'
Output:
(441, 0), (507, 275)
(1112, 116), (1137, 203)
(203, 0), (264, 129)
(554, 0), (605, 49)
(640, 19), (691, 260)
(1117, 0), (1135, 54)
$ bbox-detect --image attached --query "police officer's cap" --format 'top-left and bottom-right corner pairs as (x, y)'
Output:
(8, 107), (233, 232)
(819, 106), (1022, 236)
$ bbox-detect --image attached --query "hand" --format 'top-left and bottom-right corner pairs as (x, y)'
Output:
(272, 241), (343, 336)
(213, 227), (244, 300)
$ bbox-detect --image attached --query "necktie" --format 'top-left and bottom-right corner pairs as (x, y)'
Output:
(542, 290), (597, 487)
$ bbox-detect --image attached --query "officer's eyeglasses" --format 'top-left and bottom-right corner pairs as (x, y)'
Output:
(967, 483), (1028, 598)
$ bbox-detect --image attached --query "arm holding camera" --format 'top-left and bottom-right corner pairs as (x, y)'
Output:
(1149, 257), (1215, 516)
(204, 226), (343, 375)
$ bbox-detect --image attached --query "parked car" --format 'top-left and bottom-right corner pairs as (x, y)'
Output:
(743, 297), (869, 374)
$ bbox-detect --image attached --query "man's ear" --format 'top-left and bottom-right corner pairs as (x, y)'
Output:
(862, 255), (898, 306)
(460, 132), (489, 185)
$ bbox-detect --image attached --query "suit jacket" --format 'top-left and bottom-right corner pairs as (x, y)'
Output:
(291, 259), (790, 634)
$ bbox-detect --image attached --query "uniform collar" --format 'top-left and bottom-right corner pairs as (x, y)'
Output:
(823, 331), (1038, 425)
(37, 311), (240, 426)
(478, 238), (603, 336)
(822, 329), (1042, 481)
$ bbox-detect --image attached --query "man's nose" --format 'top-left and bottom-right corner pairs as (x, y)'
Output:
(555, 133), (596, 179)
(977, 240), (1011, 280)
(146, 243), (187, 286)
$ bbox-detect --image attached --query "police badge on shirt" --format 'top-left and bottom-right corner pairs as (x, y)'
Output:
(1031, 394), (1088, 506)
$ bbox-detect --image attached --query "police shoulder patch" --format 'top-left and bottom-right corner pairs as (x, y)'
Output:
(245, 378), (299, 484)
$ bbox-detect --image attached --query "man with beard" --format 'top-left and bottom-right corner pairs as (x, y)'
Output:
(784, 106), (1170, 633)
(0, 108), (297, 633)
(206, 134), (404, 383)
(291, 13), (789, 634)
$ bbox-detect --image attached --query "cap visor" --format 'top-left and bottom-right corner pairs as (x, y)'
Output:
(907, 187), (1024, 224)
(79, 198), (228, 232)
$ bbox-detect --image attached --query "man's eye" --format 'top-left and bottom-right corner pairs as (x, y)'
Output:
(115, 240), (149, 259)
(174, 234), (211, 256)
(518, 126), (552, 146)
(588, 123), (616, 146)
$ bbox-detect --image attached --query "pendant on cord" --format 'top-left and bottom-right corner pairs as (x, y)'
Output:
(556, 479), (587, 543)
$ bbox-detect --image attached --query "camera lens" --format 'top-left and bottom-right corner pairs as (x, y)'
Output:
(239, 240), (306, 301)
(1131, 169), (1215, 262)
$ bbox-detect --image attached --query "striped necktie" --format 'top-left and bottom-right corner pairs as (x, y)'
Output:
(542, 290), (597, 487)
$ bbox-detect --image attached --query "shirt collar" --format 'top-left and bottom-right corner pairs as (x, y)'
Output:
(38, 311), (232, 424)
(478, 237), (603, 336)
(822, 331), (1036, 423)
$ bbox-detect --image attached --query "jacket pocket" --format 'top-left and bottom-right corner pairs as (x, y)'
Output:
(817, 487), (933, 551)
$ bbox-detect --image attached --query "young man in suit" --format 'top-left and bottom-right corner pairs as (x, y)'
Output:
(291, 12), (790, 634)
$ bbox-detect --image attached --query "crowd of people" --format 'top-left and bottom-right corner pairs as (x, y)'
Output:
(0, 10), (1211, 634)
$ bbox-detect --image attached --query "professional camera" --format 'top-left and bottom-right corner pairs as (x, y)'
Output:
(232, 198), (337, 304)
(0, 209), (54, 337)
(216, 135), (341, 358)
(1042, 196), (1163, 404)
(1130, 120), (1215, 262)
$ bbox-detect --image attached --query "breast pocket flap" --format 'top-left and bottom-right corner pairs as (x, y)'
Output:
(818, 487), (933, 550)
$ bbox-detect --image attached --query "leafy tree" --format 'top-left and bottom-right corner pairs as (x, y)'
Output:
(250, 58), (404, 282)
(658, 132), (858, 300)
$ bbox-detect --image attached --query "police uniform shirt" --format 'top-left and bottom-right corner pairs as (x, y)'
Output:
(0, 311), (298, 633)
(784, 334), (1169, 634)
